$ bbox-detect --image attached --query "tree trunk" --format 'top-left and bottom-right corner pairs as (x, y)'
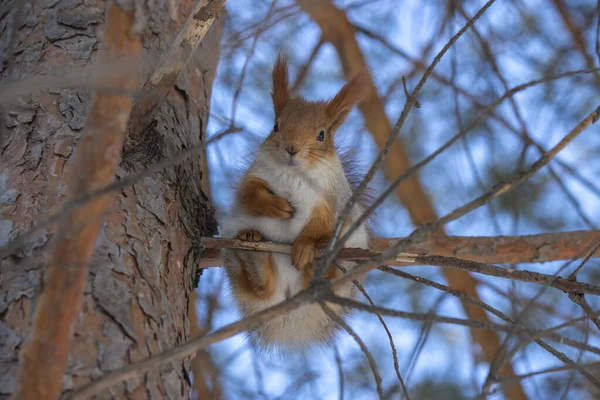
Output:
(0, 1), (222, 398)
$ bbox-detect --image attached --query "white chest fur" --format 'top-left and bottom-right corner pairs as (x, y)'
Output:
(221, 156), (370, 349)
(223, 159), (334, 243)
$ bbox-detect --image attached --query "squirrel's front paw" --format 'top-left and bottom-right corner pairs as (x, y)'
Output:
(264, 195), (294, 220)
(291, 239), (316, 270)
(237, 229), (263, 241)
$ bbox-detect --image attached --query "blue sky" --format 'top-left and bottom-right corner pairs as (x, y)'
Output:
(195, 0), (600, 398)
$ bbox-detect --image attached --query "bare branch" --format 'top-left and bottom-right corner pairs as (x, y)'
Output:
(334, 345), (345, 400)
(330, 104), (600, 288)
(494, 362), (600, 385)
(333, 68), (600, 258)
(291, 36), (324, 92)
(68, 279), (600, 398)
(127, 0), (226, 138)
(347, 274), (410, 399)
(552, 0), (600, 82)
(320, 302), (384, 400)
(198, 230), (600, 268)
(229, 0), (278, 123)
(413, 255), (600, 296)
(567, 241), (600, 332)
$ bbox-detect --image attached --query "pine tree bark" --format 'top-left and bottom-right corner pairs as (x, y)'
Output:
(0, 1), (222, 398)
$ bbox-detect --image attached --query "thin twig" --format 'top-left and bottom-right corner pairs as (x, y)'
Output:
(415, 255), (600, 296)
(319, 302), (384, 400)
(481, 259), (576, 395)
(334, 345), (345, 400)
(569, 240), (600, 280)
(347, 273), (410, 399)
(330, 104), (600, 288)
(569, 292), (600, 331)
(229, 0), (278, 123)
(494, 362), (600, 385)
(206, 125), (244, 145)
(567, 240), (600, 332)
(321, 0), (499, 275)
(387, 264), (600, 393)
(69, 277), (600, 399)
(330, 70), (600, 259)
(291, 36), (324, 92)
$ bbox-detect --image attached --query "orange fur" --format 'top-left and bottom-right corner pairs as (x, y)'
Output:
(238, 176), (294, 219)
(292, 200), (335, 270)
(318, 222), (356, 283)
(222, 54), (372, 348)
(263, 60), (368, 170)
(237, 229), (263, 241)
(232, 249), (277, 299)
(263, 99), (339, 162)
(271, 54), (290, 117)
(326, 71), (369, 130)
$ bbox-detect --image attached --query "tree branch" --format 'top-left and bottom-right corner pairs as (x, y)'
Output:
(293, 2), (526, 396)
(198, 230), (600, 268)
(329, 103), (600, 288)
(198, 236), (600, 295)
(68, 276), (600, 398)
(320, 302), (385, 400)
(296, 0), (441, 226)
(127, 0), (226, 139)
(551, 0), (600, 82)
(414, 255), (600, 296)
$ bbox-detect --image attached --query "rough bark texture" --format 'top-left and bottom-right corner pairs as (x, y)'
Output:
(0, 0), (222, 398)
(12, 3), (143, 399)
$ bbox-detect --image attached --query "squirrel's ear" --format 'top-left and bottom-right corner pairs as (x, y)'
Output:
(326, 71), (368, 129)
(272, 54), (290, 118)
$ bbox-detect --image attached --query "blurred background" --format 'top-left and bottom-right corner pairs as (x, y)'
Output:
(193, 0), (600, 399)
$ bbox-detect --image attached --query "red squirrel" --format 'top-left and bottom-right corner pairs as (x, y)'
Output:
(221, 54), (371, 349)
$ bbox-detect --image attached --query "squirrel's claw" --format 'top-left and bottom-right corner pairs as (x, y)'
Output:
(237, 229), (263, 242)
(291, 239), (316, 270)
(264, 195), (294, 220)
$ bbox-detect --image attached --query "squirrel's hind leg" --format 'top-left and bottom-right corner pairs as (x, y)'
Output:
(225, 229), (277, 299)
(234, 249), (277, 298)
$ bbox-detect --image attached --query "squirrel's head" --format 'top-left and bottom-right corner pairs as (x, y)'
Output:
(261, 54), (368, 169)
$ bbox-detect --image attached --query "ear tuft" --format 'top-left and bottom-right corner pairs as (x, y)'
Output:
(271, 53), (290, 117)
(326, 71), (369, 123)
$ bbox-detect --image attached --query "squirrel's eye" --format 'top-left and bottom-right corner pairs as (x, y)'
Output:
(316, 130), (325, 141)
(274, 123), (279, 132)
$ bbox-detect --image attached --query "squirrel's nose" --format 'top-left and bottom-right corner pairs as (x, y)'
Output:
(286, 145), (299, 156)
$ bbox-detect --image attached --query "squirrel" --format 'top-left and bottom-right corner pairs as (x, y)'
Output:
(221, 54), (371, 350)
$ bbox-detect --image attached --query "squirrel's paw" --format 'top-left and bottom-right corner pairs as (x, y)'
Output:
(237, 229), (263, 242)
(264, 195), (294, 220)
(291, 239), (316, 270)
